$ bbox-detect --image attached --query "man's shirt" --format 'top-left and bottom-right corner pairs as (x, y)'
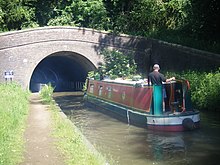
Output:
(148, 71), (166, 85)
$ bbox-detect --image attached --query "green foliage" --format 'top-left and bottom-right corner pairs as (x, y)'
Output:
(87, 71), (101, 80)
(47, 0), (110, 29)
(33, 0), (60, 26)
(105, 0), (219, 53)
(190, 0), (220, 41)
(189, 70), (220, 111)
(85, 49), (138, 82)
(107, 0), (191, 34)
(0, 83), (29, 165)
(101, 49), (137, 78)
(0, 0), (36, 31)
(47, 12), (75, 26)
(85, 49), (137, 81)
(69, 0), (110, 29)
(83, 71), (101, 91)
(165, 69), (220, 111)
(131, 75), (142, 81)
(82, 79), (88, 92)
(0, 0), (219, 52)
(39, 83), (54, 104)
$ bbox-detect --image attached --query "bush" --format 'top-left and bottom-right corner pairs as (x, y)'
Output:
(39, 83), (54, 104)
(193, 70), (220, 111)
(165, 69), (220, 111)
(101, 49), (137, 78)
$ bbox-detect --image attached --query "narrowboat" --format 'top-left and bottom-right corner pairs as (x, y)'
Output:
(84, 78), (200, 131)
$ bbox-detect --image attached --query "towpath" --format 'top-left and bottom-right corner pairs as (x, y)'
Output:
(20, 93), (64, 165)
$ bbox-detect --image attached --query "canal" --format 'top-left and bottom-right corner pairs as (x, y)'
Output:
(53, 92), (220, 165)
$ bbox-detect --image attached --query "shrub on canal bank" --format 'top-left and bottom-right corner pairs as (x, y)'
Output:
(39, 83), (54, 104)
(0, 83), (29, 165)
(165, 69), (220, 111)
(39, 85), (107, 165)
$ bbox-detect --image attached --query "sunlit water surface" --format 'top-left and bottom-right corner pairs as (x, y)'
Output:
(53, 92), (220, 165)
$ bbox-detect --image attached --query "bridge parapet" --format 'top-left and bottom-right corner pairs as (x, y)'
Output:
(0, 26), (150, 51)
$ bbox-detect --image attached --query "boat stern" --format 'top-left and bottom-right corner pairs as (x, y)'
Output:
(146, 111), (200, 132)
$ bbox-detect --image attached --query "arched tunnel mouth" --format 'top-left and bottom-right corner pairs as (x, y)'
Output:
(29, 51), (95, 92)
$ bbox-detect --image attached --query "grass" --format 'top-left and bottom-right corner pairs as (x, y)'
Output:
(0, 83), (30, 165)
(50, 104), (107, 165)
(39, 85), (107, 165)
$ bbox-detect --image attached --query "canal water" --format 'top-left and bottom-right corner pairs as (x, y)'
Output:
(53, 92), (220, 165)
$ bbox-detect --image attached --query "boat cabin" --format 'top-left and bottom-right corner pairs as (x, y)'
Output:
(86, 78), (193, 115)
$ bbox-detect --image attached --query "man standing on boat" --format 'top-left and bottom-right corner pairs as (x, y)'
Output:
(148, 64), (175, 86)
(148, 64), (175, 113)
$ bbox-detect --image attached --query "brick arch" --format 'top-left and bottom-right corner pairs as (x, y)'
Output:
(0, 27), (108, 89)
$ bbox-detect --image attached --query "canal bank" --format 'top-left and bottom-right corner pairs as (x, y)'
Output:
(21, 93), (107, 165)
(21, 93), (64, 165)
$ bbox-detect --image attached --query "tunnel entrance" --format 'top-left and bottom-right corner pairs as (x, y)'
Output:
(29, 51), (95, 92)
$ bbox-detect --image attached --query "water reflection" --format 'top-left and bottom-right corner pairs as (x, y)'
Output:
(53, 92), (220, 165)
(146, 132), (185, 161)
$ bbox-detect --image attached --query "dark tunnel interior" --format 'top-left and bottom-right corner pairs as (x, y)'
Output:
(29, 51), (95, 92)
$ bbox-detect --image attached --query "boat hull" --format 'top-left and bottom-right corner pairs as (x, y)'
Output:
(146, 113), (200, 131)
(84, 94), (148, 127)
(84, 94), (200, 132)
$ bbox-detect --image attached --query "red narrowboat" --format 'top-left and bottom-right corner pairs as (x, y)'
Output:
(84, 78), (200, 131)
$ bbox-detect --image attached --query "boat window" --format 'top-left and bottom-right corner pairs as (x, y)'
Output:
(121, 91), (126, 100)
(98, 86), (103, 96)
(89, 84), (94, 93)
(107, 86), (112, 98)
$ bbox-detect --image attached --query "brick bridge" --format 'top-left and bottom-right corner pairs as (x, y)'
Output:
(0, 26), (219, 92)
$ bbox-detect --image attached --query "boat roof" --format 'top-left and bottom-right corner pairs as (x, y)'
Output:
(102, 78), (148, 85)
(101, 78), (178, 86)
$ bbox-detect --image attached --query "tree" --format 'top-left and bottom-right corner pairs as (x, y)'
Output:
(47, 0), (110, 30)
(190, 0), (220, 41)
(105, 0), (192, 35)
(0, 0), (36, 31)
